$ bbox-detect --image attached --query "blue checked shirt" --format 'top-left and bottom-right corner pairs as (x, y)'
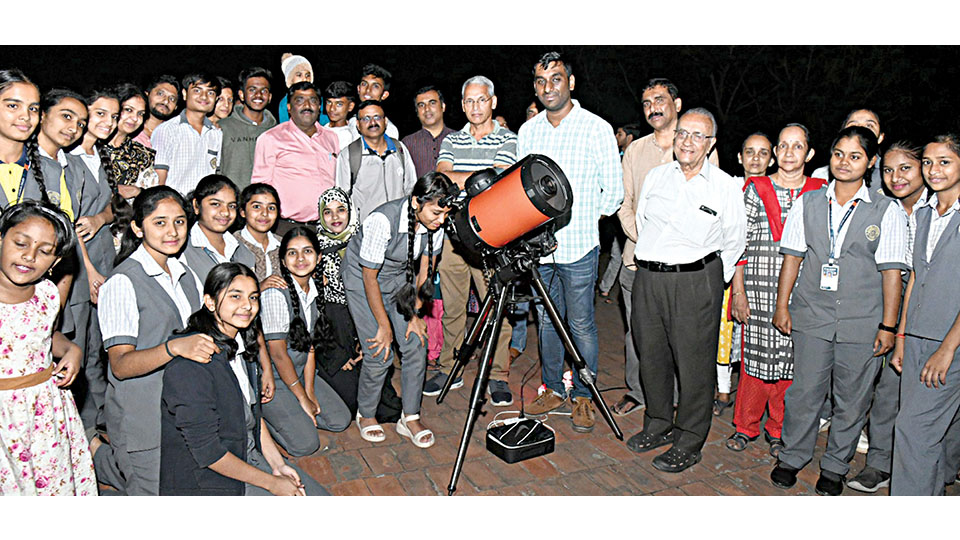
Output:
(517, 100), (623, 264)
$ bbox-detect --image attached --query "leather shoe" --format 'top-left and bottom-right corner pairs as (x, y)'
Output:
(815, 470), (844, 496)
(770, 462), (799, 489)
(651, 446), (701, 473)
(626, 429), (673, 454)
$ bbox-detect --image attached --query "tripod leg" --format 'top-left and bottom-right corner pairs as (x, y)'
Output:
(529, 268), (623, 440)
(447, 283), (511, 495)
(437, 288), (497, 404)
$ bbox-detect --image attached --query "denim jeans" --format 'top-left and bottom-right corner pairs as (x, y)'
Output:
(536, 247), (599, 399)
(509, 301), (529, 352)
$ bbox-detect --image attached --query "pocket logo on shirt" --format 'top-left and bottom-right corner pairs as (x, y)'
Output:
(47, 190), (60, 205)
(865, 224), (880, 241)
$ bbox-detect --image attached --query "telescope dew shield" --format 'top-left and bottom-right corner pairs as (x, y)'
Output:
(452, 154), (572, 253)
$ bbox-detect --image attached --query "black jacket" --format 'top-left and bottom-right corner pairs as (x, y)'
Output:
(160, 336), (262, 496)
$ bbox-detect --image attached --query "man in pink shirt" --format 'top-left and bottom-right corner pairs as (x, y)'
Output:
(251, 81), (340, 235)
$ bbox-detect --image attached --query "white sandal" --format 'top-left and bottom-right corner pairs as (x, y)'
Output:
(356, 412), (385, 442)
(396, 413), (434, 448)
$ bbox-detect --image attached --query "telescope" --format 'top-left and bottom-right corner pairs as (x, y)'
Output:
(438, 154), (623, 495)
(445, 154), (573, 259)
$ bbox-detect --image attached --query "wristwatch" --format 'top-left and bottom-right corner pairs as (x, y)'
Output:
(878, 322), (897, 334)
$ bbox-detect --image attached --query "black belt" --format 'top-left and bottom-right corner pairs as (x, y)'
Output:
(636, 251), (719, 273)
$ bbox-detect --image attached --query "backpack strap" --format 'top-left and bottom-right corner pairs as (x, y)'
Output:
(347, 137), (364, 193)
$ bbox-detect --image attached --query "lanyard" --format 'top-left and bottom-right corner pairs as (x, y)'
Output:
(202, 246), (224, 264)
(828, 198), (858, 262)
(13, 163), (30, 205)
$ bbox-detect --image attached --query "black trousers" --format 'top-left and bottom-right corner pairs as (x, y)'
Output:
(631, 256), (724, 453)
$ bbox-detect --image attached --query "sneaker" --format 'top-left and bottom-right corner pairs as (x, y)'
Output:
(856, 428), (869, 454)
(525, 390), (569, 416)
(570, 396), (595, 433)
(847, 467), (890, 493)
(488, 380), (514, 407)
(815, 470), (844, 496)
(422, 372), (463, 396)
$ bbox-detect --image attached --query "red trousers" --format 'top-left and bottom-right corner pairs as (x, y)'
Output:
(732, 361), (792, 439)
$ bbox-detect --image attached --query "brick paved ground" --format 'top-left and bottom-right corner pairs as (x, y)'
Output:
(289, 274), (960, 497)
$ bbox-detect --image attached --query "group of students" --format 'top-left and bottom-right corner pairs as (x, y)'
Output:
(712, 110), (960, 496)
(2, 56), (960, 498)
(0, 63), (465, 495)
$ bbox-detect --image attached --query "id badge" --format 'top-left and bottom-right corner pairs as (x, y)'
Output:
(820, 263), (839, 291)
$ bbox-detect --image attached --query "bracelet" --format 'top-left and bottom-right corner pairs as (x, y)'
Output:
(288, 380), (300, 388)
(896, 333), (906, 339)
(878, 322), (898, 334)
(164, 340), (174, 358)
(731, 292), (744, 297)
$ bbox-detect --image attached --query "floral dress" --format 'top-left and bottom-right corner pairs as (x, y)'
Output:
(0, 280), (97, 495)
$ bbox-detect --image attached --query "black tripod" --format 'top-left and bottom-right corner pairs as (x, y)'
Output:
(436, 247), (623, 495)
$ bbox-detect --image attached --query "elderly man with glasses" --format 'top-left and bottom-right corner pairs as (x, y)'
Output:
(626, 107), (747, 473)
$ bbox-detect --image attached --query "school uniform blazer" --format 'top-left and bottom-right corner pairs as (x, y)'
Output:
(160, 339), (262, 496)
(906, 206), (960, 341)
(0, 154), (84, 213)
(181, 239), (257, 284)
(69, 161), (116, 307)
(102, 255), (203, 452)
(783, 186), (906, 343)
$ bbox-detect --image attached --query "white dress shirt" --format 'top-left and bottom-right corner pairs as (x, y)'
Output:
(634, 160), (746, 282)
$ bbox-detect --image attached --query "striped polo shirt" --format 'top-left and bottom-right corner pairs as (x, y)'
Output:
(437, 120), (517, 172)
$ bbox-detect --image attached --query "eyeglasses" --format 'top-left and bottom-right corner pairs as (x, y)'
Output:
(463, 97), (490, 108)
(358, 115), (384, 124)
(674, 129), (714, 144)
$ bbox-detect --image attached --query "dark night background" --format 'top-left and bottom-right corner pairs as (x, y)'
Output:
(3, 45), (959, 173)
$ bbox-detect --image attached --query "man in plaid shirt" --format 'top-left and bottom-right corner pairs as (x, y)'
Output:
(517, 51), (623, 433)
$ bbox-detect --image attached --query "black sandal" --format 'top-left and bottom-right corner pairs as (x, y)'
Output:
(764, 430), (785, 458)
(725, 432), (757, 452)
(713, 398), (735, 416)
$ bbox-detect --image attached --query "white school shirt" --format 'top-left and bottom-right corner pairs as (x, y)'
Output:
(780, 180), (907, 267)
(358, 198), (445, 266)
(69, 146), (101, 182)
(182, 222), (241, 265)
(98, 244), (204, 343)
(905, 193), (960, 264)
(229, 337), (255, 405)
(261, 278), (319, 333)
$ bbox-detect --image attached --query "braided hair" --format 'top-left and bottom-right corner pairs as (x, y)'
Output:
(278, 226), (334, 352)
(24, 137), (49, 205)
(395, 171), (456, 320)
